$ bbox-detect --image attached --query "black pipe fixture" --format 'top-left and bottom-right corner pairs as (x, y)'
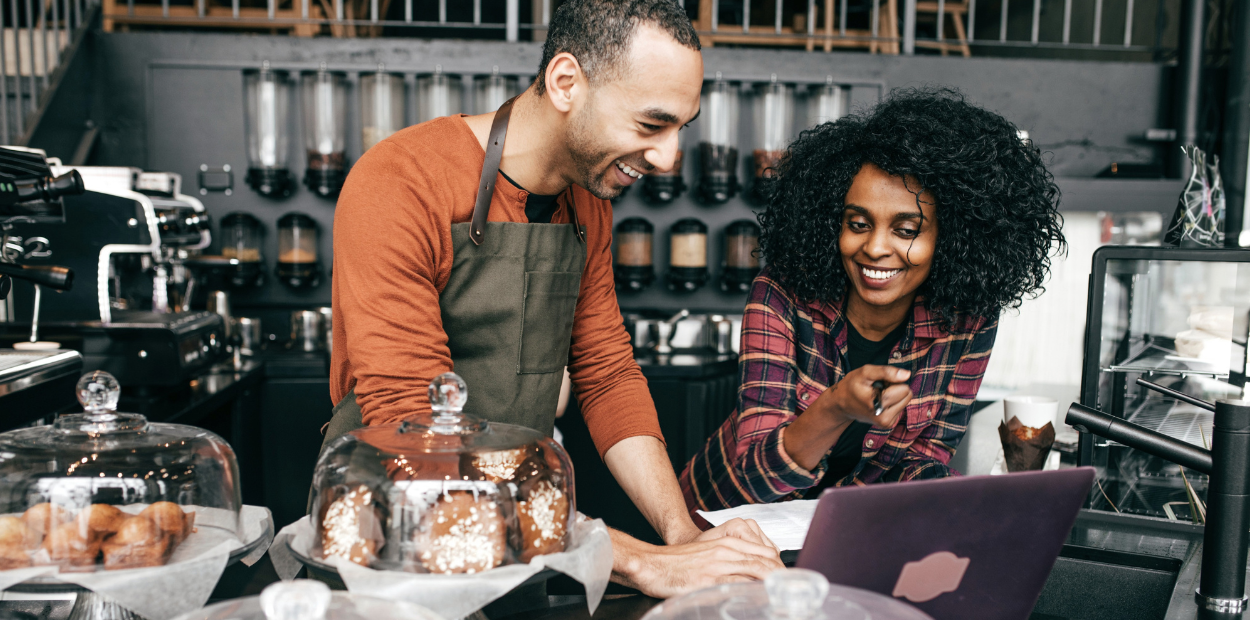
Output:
(614, 217), (655, 292)
(667, 218), (708, 292)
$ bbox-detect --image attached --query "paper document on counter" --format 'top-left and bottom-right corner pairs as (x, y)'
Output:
(697, 500), (818, 551)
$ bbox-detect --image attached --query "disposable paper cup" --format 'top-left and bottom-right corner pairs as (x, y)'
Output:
(1004, 395), (1058, 429)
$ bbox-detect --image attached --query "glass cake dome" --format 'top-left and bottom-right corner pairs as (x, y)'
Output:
(310, 373), (575, 574)
(0, 371), (242, 571)
(641, 570), (934, 620)
(172, 580), (445, 620)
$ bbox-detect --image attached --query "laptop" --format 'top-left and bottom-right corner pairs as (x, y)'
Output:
(796, 467), (1095, 620)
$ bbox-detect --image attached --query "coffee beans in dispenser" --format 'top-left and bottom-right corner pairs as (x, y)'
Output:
(721, 219), (761, 292)
(614, 217), (655, 292)
(276, 212), (321, 289)
(301, 65), (349, 198)
(667, 218), (708, 292)
(243, 63), (295, 198)
(751, 76), (793, 202)
(642, 150), (686, 204)
(697, 74), (739, 204)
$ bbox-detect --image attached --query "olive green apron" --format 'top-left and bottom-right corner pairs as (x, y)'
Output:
(319, 97), (587, 454)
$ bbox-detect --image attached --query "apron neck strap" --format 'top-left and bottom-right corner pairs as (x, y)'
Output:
(469, 97), (587, 246)
(470, 97), (516, 246)
(564, 190), (586, 244)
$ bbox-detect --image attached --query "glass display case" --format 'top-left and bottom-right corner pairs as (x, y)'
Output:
(0, 371), (241, 571)
(309, 373), (574, 574)
(172, 580), (445, 620)
(1078, 246), (1250, 520)
(641, 569), (931, 620)
(243, 63), (295, 198)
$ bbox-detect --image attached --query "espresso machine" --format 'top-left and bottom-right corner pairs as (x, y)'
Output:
(0, 146), (85, 423)
(3, 164), (227, 386)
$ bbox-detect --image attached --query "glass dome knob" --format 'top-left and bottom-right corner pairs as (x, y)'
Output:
(765, 569), (830, 620)
(260, 580), (332, 620)
(76, 371), (121, 413)
(429, 372), (468, 415)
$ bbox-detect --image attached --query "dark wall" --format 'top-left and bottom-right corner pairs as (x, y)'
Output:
(71, 32), (1169, 315)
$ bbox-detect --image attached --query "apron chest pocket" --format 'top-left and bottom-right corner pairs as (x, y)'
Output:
(518, 271), (582, 374)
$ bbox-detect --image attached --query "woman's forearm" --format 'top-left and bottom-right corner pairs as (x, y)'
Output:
(782, 401), (851, 471)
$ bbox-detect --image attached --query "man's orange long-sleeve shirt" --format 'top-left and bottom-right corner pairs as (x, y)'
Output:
(330, 115), (662, 457)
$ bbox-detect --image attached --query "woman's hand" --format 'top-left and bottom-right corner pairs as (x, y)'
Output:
(783, 365), (912, 471)
(815, 365), (913, 429)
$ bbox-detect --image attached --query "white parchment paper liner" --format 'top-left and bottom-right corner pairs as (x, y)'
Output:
(270, 514), (612, 620)
(2, 504), (274, 620)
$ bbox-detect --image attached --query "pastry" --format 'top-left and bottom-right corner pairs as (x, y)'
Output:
(0, 515), (39, 550)
(464, 447), (533, 483)
(140, 502), (193, 544)
(77, 504), (125, 540)
(0, 544), (30, 570)
(517, 479), (569, 562)
(414, 491), (506, 574)
(102, 517), (170, 570)
(463, 444), (549, 484)
(320, 485), (384, 567)
(22, 503), (73, 536)
(43, 521), (99, 569)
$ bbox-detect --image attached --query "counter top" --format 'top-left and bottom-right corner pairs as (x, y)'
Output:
(117, 359), (265, 426)
(634, 351), (737, 378)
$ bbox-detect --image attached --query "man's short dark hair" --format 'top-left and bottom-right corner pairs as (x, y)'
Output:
(535, 0), (700, 95)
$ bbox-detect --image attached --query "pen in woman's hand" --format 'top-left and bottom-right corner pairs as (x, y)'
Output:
(872, 380), (886, 416)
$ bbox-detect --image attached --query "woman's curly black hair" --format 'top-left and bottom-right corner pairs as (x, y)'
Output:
(758, 86), (1065, 328)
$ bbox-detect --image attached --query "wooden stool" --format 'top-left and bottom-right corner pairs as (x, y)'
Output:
(914, 0), (971, 56)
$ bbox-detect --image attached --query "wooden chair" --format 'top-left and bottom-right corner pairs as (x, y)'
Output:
(691, 0), (900, 55)
(913, 0), (971, 57)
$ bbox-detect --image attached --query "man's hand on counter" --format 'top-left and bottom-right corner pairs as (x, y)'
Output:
(608, 521), (785, 599)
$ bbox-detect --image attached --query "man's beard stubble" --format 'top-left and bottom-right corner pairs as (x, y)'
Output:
(564, 103), (623, 201)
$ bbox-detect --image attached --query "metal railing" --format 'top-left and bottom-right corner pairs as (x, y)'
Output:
(0, 0), (98, 144)
(97, 0), (1171, 59)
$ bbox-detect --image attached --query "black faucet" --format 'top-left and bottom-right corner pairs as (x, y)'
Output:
(1066, 380), (1250, 618)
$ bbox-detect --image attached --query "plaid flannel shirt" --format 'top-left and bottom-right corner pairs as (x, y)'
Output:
(680, 268), (998, 512)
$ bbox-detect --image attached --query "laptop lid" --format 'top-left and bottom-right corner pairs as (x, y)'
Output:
(795, 468), (1095, 620)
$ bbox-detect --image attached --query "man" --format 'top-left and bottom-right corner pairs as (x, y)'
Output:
(330, 0), (782, 597)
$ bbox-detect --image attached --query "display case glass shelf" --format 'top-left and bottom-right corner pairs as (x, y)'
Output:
(1079, 246), (1250, 521)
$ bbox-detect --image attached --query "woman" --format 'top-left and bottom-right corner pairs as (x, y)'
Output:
(680, 88), (1064, 512)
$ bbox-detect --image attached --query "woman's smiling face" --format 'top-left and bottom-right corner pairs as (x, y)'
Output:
(839, 163), (938, 313)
